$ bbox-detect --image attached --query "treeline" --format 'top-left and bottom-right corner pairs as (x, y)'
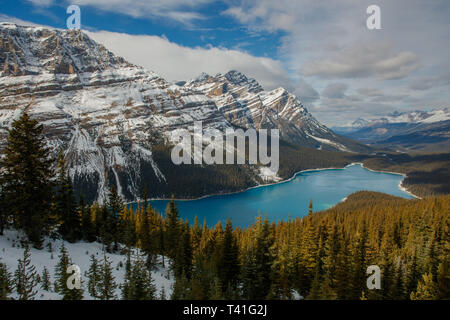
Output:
(358, 152), (450, 197)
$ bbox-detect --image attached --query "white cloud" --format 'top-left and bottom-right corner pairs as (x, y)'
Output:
(87, 30), (292, 90)
(27, 0), (212, 25)
(322, 83), (348, 99)
(302, 43), (420, 80)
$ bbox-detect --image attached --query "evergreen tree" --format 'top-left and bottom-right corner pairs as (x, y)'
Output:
(0, 193), (7, 236)
(87, 254), (100, 299)
(80, 196), (96, 242)
(107, 186), (123, 251)
(166, 198), (180, 259)
(174, 222), (193, 279)
(123, 257), (156, 300)
(171, 271), (190, 300)
(411, 273), (438, 300)
(350, 222), (368, 299)
(41, 267), (51, 291)
(217, 219), (239, 295)
(0, 112), (54, 248)
(97, 254), (117, 300)
(55, 149), (81, 243)
(14, 245), (37, 300)
(54, 243), (84, 299)
(0, 260), (13, 300)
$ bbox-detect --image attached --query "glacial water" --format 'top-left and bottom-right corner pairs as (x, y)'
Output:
(134, 164), (414, 228)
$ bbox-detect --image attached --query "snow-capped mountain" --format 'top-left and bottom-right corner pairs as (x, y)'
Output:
(184, 70), (367, 152)
(333, 108), (450, 151)
(0, 23), (368, 202)
(0, 23), (234, 202)
(338, 108), (450, 130)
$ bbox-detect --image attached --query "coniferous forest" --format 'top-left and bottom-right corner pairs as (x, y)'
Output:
(0, 113), (449, 300)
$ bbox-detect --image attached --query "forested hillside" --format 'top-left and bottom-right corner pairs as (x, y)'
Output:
(358, 152), (450, 197)
(0, 111), (448, 301)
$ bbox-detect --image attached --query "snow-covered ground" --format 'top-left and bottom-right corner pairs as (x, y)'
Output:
(258, 166), (282, 182)
(0, 229), (173, 300)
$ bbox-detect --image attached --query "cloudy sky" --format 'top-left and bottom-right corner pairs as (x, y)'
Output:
(1, 0), (449, 126)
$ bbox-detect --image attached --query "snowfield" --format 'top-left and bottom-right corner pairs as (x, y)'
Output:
(0, 229), (173, 300)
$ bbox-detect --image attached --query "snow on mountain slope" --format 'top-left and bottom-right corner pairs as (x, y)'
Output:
(0, 23), (369, 203)
(0, 23), (231, 202)
(341, 108), (450, 129)
(184, 70), (366, 152)
(0, 229), (173, 300)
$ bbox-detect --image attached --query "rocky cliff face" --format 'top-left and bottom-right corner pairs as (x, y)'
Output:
(0, 23), (368, 202)
(184, 71), (367, 152)
(0, 23), (230, 202)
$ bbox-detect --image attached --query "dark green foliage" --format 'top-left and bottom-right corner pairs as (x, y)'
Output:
(97, 254), (117, 300)
(41, 267), (51, 291)
(165, 198), (180, 260)
(217, 219), (239, 295)
(54, 244), (83, 300)
(56, 149), (81, 243)
(14, 245), (37, 300)
(0, 112), (54, 248)
(0, 259), (13, 300)
(121, 255), (156, 300)
(87, 254), (100, 299)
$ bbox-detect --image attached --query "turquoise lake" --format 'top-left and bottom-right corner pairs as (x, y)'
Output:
(135, 164), (414, 228)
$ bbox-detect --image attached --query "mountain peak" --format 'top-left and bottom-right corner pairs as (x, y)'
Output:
(223, 70), (263, 93)
(0, 24), (133, 78)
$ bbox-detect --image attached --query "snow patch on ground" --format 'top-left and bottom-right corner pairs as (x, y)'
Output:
(258, 166), (282, 182)
(0, 229), (173, 300)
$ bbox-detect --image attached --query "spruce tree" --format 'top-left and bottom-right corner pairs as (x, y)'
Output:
(171, 271), (190, 300)
(41, 267), (51, 291)
(97, 254), (117, 300)
(80, 196), (96, 242)
(54, 243), (84, 299)
(410, 273), (438, 300)
(55, 149), (81, 243)
(87, 254), (100, 299)
(124, 257), (156, 300)
(0, 260), (13, 300)
(0, 112), (54, 248)
(54, 244), (70, 294)
(166, 198), (180, 259)
(0, 193), (7, 236)
(217, 219), (239, 294)
(14, 245), (37, 300)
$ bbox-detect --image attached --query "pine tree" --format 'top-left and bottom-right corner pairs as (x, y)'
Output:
(14, 245), (38, 300)
(217, 219), (239, 295)
(411, 273), (438, 300)
(0, 193), (7, 236)
(124, 257), (156, 300)
(54, 243), (84, 299)
(97, 254), (117, 300)
(208, 278), (224, 300)
(87, 254), (100, 299)
(0, 112), (54, 248)
(80, 196), (96, 242)
(0, 260), (13, 300)
(166, 198), (180, 259)
(350, 222), (368, 299)
(54, 244), (70, 294)
(56, 149), (81, 243)
(41, 267), (51, 291)
(174, 222), (193, 279)
(171, 271), (190, 300)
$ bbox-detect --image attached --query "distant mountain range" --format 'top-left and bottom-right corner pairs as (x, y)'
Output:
(0, 23), (369, 202)
(333, 108), (450, 151)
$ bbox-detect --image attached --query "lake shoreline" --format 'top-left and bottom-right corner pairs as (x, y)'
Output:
(128, 162), (420, 204)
